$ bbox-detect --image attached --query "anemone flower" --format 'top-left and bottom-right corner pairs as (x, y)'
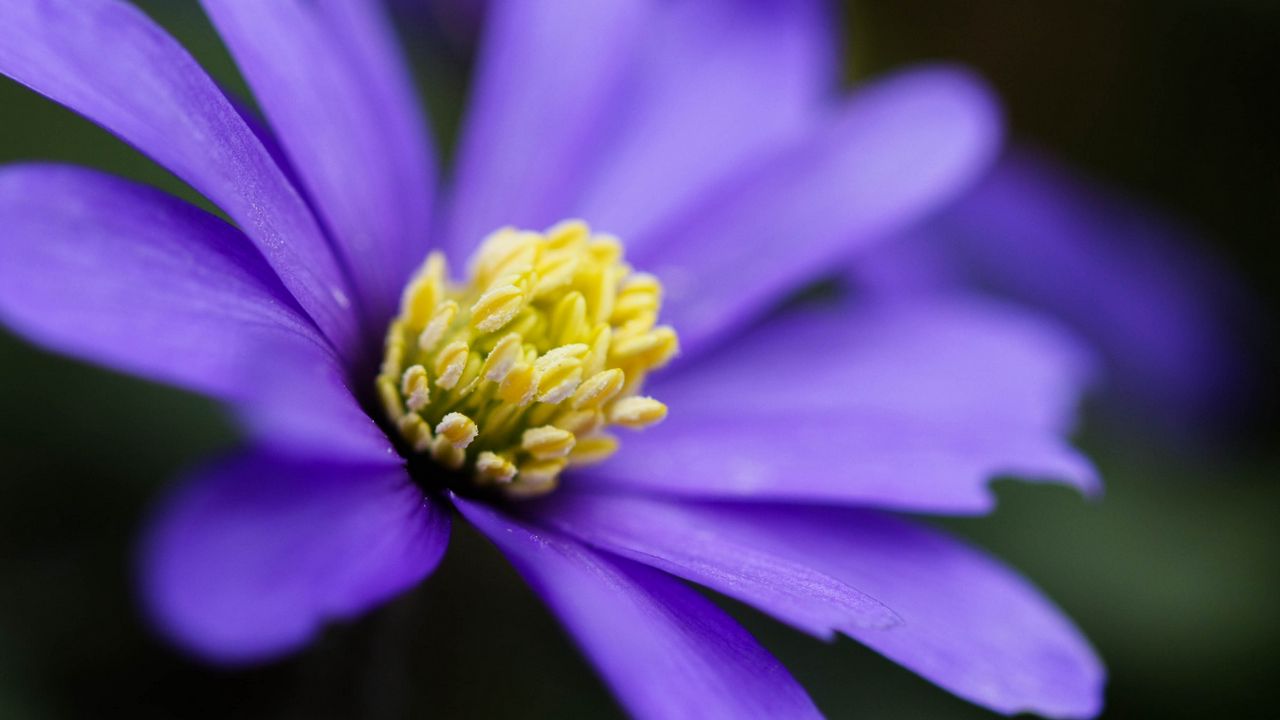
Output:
(0, 1), (1104, 718)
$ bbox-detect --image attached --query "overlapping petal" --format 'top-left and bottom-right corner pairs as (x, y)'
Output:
(537, 496), (1104, 719)
(585, 297), (1098, 513)
(654, 295), (1096, 433)
(203, 0), (437, 324)
(578, 410), (1096, 514)
(859, 148), (1251, 426)
(442, 0), (648, 257)
(0, 164), (393, 464)
(231, 335), (399, 465)
(574, 0), (836, 242)
(0, 164), (318, 401)
(458, 497), (821, 720)
(630, 66), (1004, 358)
(142, 453), (448, 664)
(526, 492), (901, 638)
(0, 0), (359, 354)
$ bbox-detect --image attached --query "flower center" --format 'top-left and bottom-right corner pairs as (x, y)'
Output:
(378, 221), (677, 498)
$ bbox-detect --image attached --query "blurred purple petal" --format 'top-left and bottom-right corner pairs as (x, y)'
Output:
(850, 224), (964, 297)
(634, 66), (1004, 358)
(860, 147), (1252, 426)
(0, 164), (394, 465)
(526, 491), (901, 638)
(0, 0), (360, 356)
(655, 296), (1096, 434)
(203, 0), (437, 324)
(457, 496), (821, 720)
(142, 453), (448, 664)
(578, 410), (1097, 514)
(575, 0), (836, 242)
(442, 0), (647, 256)
(550, 499), (1104, 719)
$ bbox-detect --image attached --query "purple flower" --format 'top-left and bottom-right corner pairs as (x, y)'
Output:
(0, 1), (1104, 718)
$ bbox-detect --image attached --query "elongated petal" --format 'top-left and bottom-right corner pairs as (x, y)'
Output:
(527, 492), (900, 638)
(655, 296), (1096, 434)
(552, 500), (1102, 719)
(634, 66), (1002, 359)
(869, 148), (1253, 426)
(0, 165), (392, 464)
(0, 164), (320, 403)
(457, 497), (820, 720)
(442, 0), (647, 256)
(574, 0), (835, 242)
(203, 0), (437, 323)
(142, 453), (448, 663)
(578, 410), (1096, 514)
(0, 0), (360, 355)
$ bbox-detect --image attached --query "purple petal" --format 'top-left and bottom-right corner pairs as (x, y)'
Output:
(232, 334), (400, 465)
(575, 502), (1101, 719)
(526, 492), (901, 638)
(0, 164), (394, 464)
(655, 296), (1096, 434)
(0, 164), (320, 403)
(442, 0), (648, 256)
(870, 147), (1253, 426)
(848, 224), (965, 297)
(202, 0), (437, 324)
(0, 0), (360, 356)
(633, 65), (1003, 359)
(577, 410), (1097, 514)
(584, 296), (1099, 512)
(456, 496), (821, 720)
(574, 0), (836, 243)
(142, 452), (448, 664)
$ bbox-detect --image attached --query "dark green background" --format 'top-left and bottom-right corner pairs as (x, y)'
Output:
(2, 2), (1277, 718)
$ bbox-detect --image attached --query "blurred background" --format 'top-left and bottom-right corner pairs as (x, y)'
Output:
(1, 1), (1277, 717)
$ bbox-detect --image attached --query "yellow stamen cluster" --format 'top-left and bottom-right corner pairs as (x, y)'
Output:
(378, 220), (677, 498)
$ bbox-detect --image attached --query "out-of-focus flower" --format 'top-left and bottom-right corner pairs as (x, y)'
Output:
(0, 1), (1104, 718)
(852, 146), (1254, 432)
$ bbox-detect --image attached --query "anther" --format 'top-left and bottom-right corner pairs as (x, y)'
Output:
(378, 220), (676, 498)
(553, 408), (604, 436)
(471, 283), (525, 332)
(509, 458), (566, 497)
(475, 451), (517, 484)
(401, 365), (431, 412)
(377, 375), (404, 423)
(430, 435), (466, 469)
(498, 363), (537, 405)
(434, 340), (469, 389)
(607, 396), (668, 429)
(435, 412), (478, 449)
(418, 300), (457, 352)
(571, 368), (625, 410)
(398, 413), (434, 453)
(481, 333), (524, 382)
(521, 425), (577, 460)
(610, 326), (678, 368)
(568, 434), (619, 466)
(402, 252), (446, 327)
(548, 292), (588, 346)
(533, 344), (588, 403)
